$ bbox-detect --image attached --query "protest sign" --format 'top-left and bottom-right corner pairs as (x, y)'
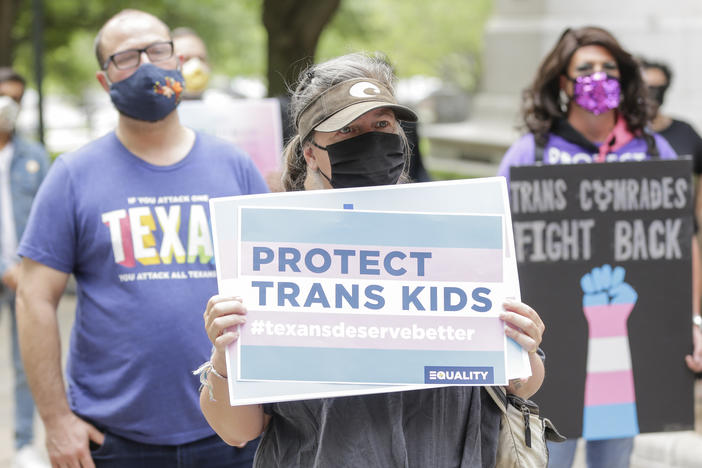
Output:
(235, 207), (508, 385)
(210, 178), (528, 404)
(510, 159), (695, 438)
(178, 97), (283, 177)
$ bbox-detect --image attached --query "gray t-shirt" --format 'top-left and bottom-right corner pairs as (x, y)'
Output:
(255, 387), (500, 468)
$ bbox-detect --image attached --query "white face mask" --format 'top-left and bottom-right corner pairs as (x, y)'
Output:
(0, 96), (20, 133)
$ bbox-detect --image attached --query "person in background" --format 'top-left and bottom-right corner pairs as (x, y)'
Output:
(639, 58), (702, 185)
(639, 58), (702, 377)
(0, 67), (50, 468)
(198, 52), (546, 468)
(16, 9), (267, 468)
(174, 27), (284, 192)
(498, 26), (702, 468)
(172, 27), (211, 100)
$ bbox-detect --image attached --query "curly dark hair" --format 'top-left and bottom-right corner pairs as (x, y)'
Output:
(522, 26), (651, 148)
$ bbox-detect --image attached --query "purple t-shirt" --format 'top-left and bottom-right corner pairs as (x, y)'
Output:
(497, 132), (677, 182)
(19, 131), (268, 444)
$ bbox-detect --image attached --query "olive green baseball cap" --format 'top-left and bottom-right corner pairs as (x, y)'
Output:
(297, 77), (418, 143)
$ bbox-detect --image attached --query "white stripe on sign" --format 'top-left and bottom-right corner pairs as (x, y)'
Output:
(586, 336), (633, 373)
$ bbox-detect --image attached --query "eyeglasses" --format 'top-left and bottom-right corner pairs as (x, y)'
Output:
(103, 41), (174, 70)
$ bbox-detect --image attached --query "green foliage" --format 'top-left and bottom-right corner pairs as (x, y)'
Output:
(317, 0), (493, 90)
(10, 0), (265, 96)
(162, 0), (265, 77)
(9, 0), (492, 97)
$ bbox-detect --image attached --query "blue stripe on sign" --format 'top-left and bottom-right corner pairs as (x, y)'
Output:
(240, 208), (502, 249)
(582, 403), (640, 440)
(240, 346), (505, 384)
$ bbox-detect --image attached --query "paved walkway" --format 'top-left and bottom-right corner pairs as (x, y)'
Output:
(0, 293), (75, 468)
(1, 293), (701, 467)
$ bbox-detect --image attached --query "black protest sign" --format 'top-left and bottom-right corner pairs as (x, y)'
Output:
(510, 159), (695, 439)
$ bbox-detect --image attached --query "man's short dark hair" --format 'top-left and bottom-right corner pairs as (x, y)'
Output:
(0, 67), (26, 88)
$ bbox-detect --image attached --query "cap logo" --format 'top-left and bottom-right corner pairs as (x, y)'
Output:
(349, 81), (381, 98)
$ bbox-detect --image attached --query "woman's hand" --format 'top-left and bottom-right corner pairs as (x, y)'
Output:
(501, 299), (546, 398)
(500, 299), (545, 353)
(201, 295), (269, 445)
(204, 295), (248, 373)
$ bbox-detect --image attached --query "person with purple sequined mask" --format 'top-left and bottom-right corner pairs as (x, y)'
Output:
(498, 25), (673, 173)
(498, 26), (701, 468)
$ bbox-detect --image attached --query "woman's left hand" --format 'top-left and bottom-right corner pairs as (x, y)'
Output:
(500, 299), (545, 353)
(501, 299), (546, 398)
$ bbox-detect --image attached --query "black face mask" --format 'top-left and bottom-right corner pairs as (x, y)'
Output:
(312, 131), (405, 189)
(647, 85), (668, 107)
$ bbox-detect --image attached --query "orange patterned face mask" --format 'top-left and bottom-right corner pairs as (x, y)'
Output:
(109, 63), (185, 122)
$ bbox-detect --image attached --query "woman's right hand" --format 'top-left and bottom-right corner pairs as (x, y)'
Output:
(200, 295), (268, 445)
(204, 295), (248, 355)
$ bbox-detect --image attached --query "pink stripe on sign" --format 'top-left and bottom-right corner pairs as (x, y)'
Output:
(240, 242), (502, 283)
(239, 309), (505, 352)
(583, 304), (634, 338)
(584, 370), (636, 406)
(219, 238), (238, 279)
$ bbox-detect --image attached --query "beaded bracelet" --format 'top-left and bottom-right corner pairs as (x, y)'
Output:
(193, 360), (227, 402)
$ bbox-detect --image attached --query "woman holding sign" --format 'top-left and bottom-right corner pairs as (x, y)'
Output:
(198, 52), (546, 468)
(498, 26), (702, 468)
